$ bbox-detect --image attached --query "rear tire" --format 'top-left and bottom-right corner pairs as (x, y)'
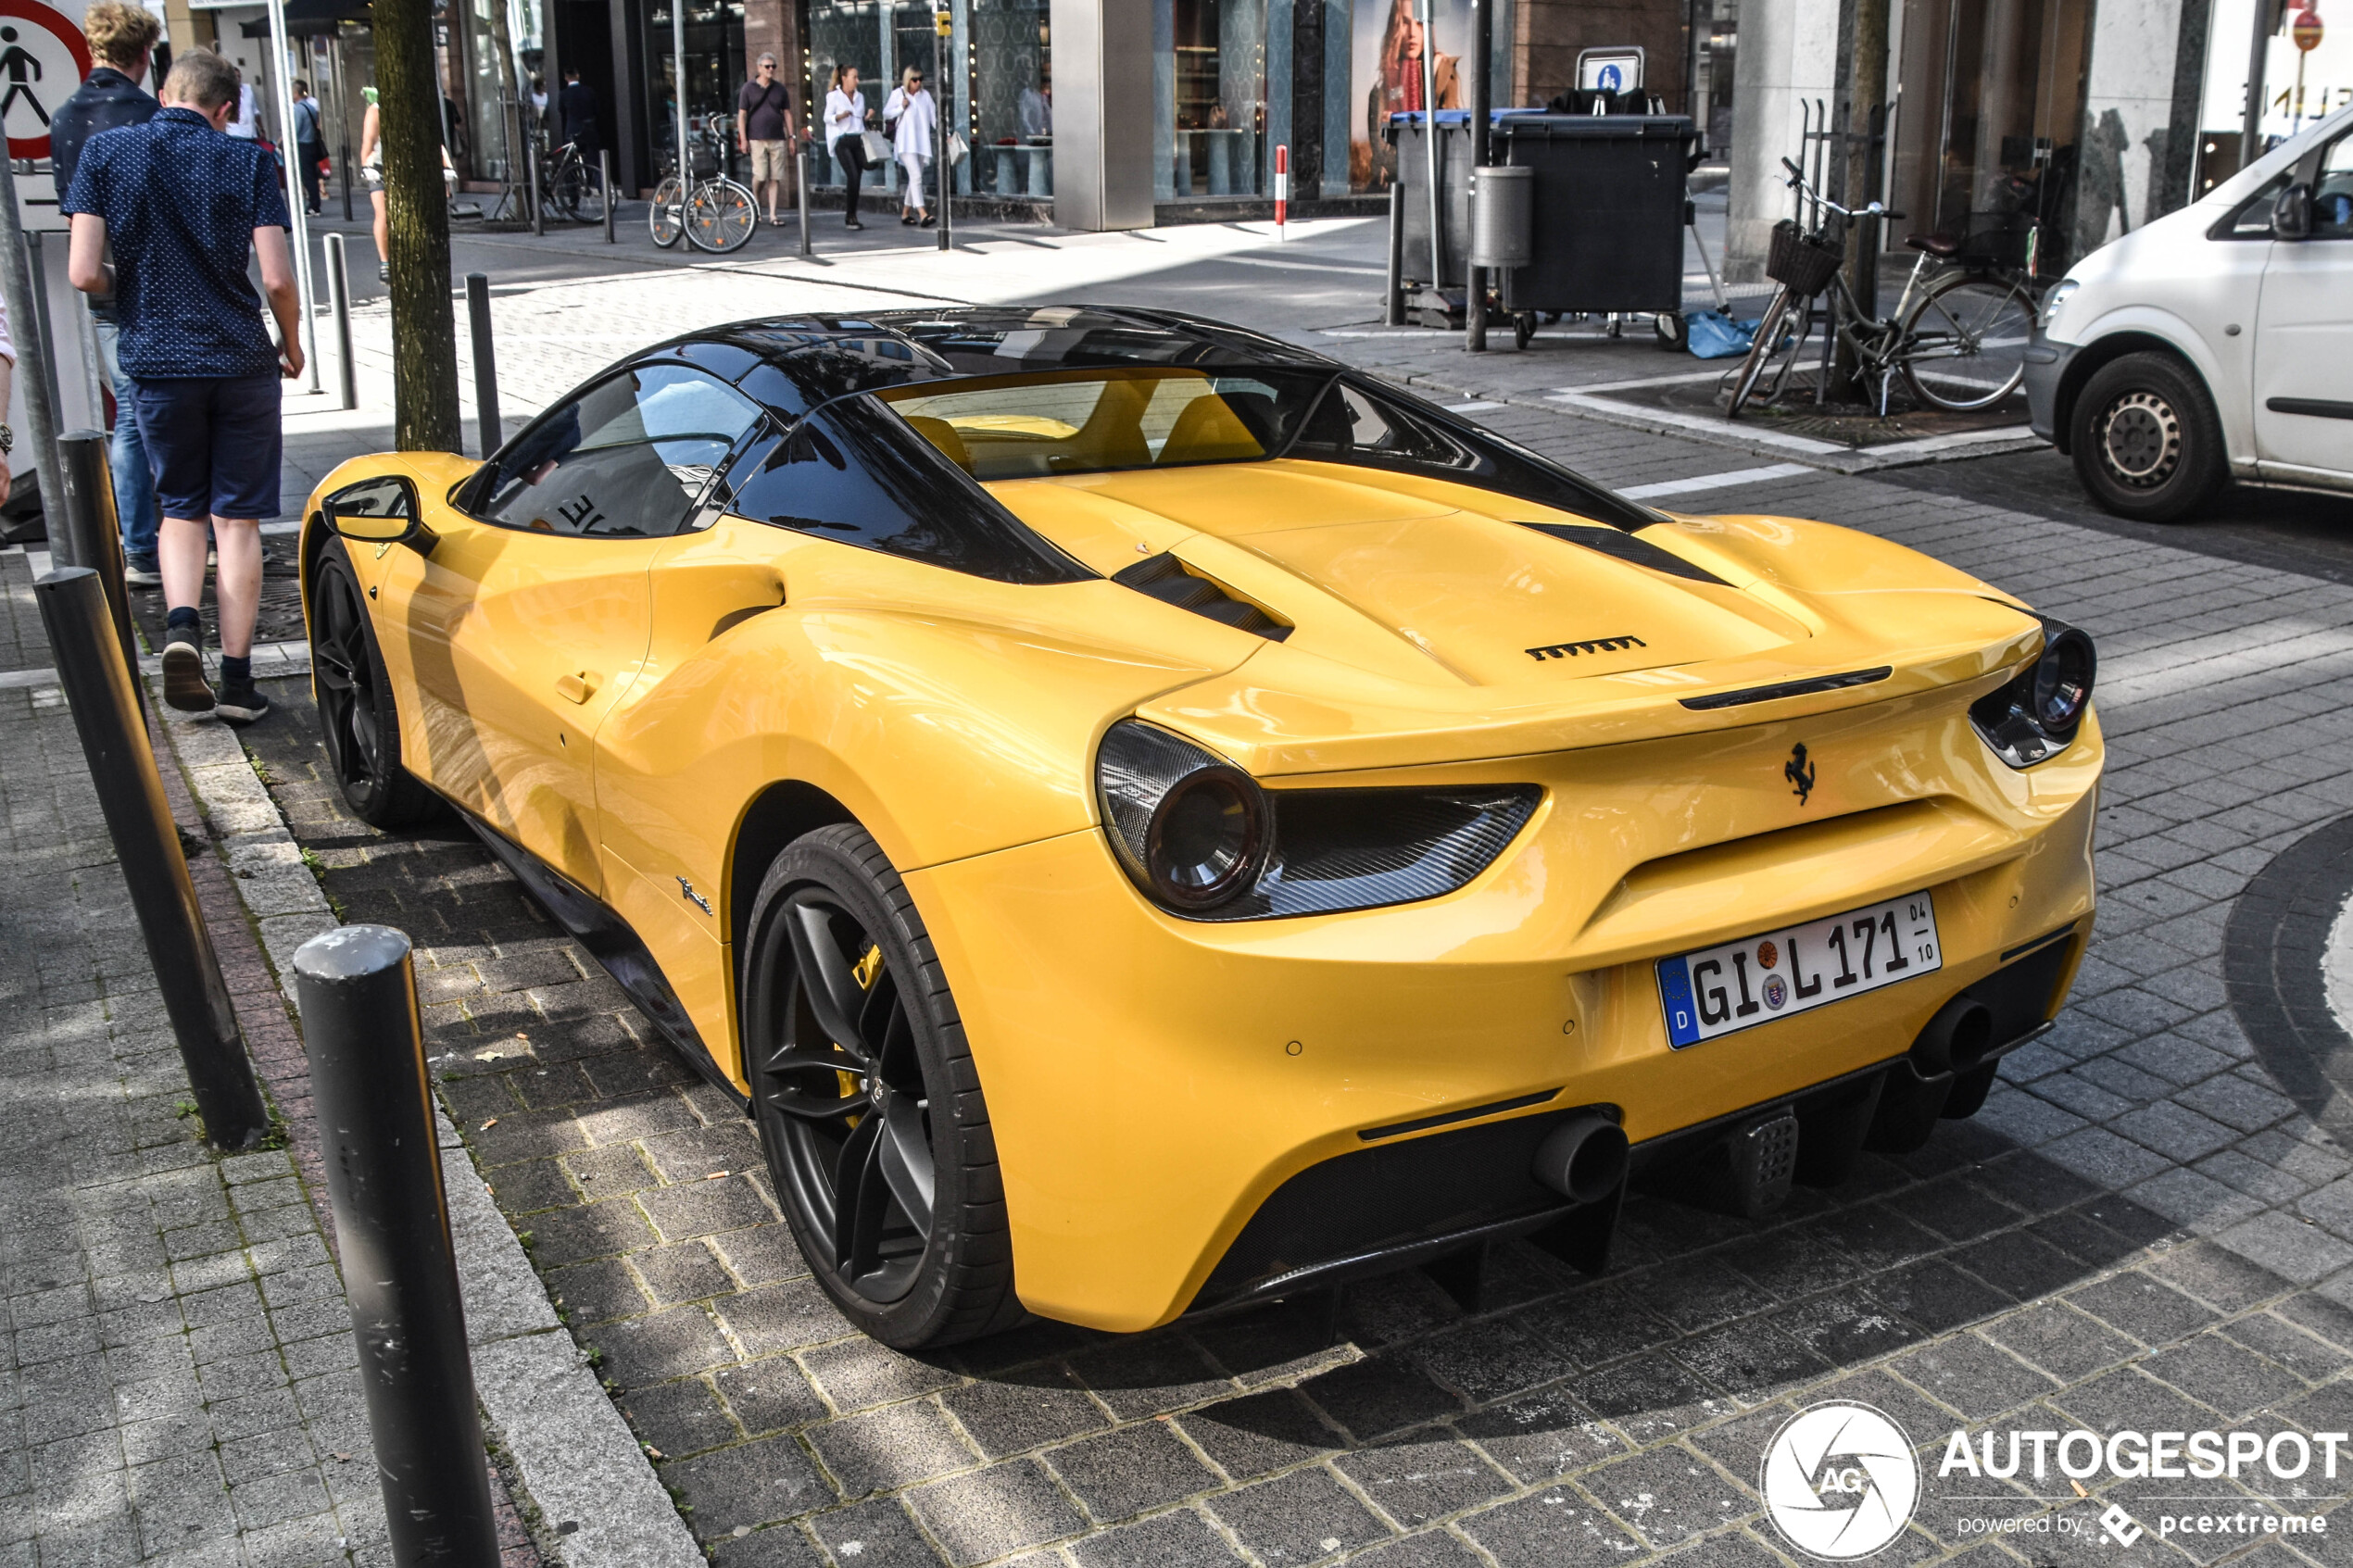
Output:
(306, 541), (441, 829)
(648, 177), (685, 247)
(741, 824), (1024, 1348)
(1726, 286), (1794, 418)
(2069, 351), (2226, 522)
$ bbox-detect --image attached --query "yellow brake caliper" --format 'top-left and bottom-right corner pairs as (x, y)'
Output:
(837, 944), (885, 1116)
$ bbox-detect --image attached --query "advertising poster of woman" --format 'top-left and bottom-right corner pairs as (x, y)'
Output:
(1353, 0), (1464, 189)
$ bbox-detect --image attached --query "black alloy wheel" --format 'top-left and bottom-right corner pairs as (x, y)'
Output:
(2070, 351), (2226, 522)
(742, 824), (1021, 1348)
(307, 542), (439, 828)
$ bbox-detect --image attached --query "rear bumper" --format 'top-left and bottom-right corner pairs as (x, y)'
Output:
(1187, 926), (2081, 1313)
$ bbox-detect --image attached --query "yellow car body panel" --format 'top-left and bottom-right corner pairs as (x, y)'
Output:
(302, 397), (2099, 1336)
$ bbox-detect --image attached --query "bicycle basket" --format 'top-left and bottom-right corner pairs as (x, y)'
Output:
(1767, 220), (1843, 295)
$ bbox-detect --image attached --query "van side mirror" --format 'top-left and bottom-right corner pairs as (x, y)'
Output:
(322, 474), (436, 554)
(2274, 182), (2314, 241)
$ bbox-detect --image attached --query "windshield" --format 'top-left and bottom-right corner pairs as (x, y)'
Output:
(879, 367), (1321, 480)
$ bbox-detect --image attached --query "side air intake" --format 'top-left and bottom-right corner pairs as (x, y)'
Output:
(1113, 552), (1292, 640)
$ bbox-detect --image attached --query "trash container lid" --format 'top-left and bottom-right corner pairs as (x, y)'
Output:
(1494, 114), (1698, 140)
(1385, 109), (1563, 126)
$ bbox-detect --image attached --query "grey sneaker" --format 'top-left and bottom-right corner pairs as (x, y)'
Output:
(123, 556), (161, 588)
(162, 628), (215, 712)
(214, 679), (271, 725)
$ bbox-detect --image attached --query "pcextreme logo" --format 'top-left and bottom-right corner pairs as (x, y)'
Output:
(1761, 1402), (1922, 1560)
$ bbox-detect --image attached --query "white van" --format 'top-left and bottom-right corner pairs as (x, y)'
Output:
(2026, 103), (2353, 521)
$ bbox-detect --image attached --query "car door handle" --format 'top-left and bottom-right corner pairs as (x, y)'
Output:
(555, 671), (599, 704)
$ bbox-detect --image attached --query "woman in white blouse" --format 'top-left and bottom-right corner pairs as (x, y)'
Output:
(882, 66), (938, 228)
(823, 65), (875, 230)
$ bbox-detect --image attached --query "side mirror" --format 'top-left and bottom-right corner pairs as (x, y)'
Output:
(2273, 182), (2314, 241)
(322, 473), (435, 554)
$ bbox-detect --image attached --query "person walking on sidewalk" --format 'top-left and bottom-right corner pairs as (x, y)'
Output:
(291, 80), (326, 214)
(883, 65), (937, 228)
(48, 0), (162, 587)
(824, 65), (873, 230)
(62, 48), (304, 726)
(736, 53), (795, 227)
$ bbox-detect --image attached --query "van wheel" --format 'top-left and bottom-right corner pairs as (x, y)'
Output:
(2070, 352), (2225, 522)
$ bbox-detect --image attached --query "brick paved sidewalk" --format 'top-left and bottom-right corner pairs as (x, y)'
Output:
(203, 388), (2353, 1568)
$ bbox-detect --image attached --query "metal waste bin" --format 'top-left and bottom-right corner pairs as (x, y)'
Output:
(1469, 166), (1534, 269)
(1387, 109), (1696, 316)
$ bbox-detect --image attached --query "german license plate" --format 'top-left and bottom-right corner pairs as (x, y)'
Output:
(1656, 891), (1942, 1048)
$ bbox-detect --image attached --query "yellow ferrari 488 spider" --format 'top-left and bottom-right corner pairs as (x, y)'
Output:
(302, 307), (2098, 1348)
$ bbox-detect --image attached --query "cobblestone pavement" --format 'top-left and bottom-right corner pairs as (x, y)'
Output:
(0, 550), (546, 1568)
(215, 362), (2353, 1568)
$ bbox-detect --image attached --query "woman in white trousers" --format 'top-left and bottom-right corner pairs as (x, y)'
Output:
(884, 66), (938, 228)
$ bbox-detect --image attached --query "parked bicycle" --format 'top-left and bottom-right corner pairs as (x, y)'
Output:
(544, 135), (610, 225)
(649, 115), (758, 254)
(1727, 158), (2041, 420)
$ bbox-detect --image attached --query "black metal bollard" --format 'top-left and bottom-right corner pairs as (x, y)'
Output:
(1385, 182), (1406, 326)
(295, 925), (499, 1567)
(600, 151), (616, 244)
(465, 273), (499, 459)
(325, 233), (358, 411)
(53, 431), (143, 713)
(33, 569), (271, 1148)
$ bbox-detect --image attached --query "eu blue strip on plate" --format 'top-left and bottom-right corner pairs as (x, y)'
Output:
(1657, 955), (1703, 1047)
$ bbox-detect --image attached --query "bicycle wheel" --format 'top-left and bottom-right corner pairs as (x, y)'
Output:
(686, 179), (759, 254)
(1897, 270), (2035, 412)
(648, 176), (685, 248)
(1726, 286), (1796, 419)
(571, 161), (610, 226)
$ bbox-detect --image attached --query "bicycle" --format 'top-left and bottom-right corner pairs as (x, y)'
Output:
(649, 116), (758, 254)
(544, 135), (610, 226)
(1727, 158), (2041, 420)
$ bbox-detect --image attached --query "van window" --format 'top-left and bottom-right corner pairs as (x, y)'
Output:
(2222, 174), (2290, 238)
(2316, 134), (2353, 239)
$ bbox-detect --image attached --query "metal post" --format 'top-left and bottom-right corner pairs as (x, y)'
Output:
(601, 150), (617, 243)
(1385, 182), (1406, 324)
(32, 569), (271, 1149)
(0, 156), (64, 532)
(326, 233), (358, 410)
(53, 433), (142, 713)
(1465, 0), (1491, 352)
(73, 294), (107, 428)
(936, 15), (953, 251)
(465, 274), (500, 458)
(672, 0), (691, 202)
(293, 925), (501, 1568)
(266, 0), (323, 394)
(526, 114), (545, 236)
(1419, 0), (1443, 299)
(798, 136), (813, 256)
(2243, 0), (2278, 166)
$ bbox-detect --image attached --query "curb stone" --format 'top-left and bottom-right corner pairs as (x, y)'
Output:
(153, 679), (707, 1568)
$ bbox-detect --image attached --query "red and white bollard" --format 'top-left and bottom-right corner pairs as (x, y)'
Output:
(1274, 144), (1290, 240)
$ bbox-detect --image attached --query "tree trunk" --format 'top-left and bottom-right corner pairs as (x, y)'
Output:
(1830, 0), (1890, 403)
(373, 0), (462, 452)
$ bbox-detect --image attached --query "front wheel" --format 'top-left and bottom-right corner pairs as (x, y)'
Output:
(567, 160), (610, 226)
(1897, 270), (2034, 411)
(741, 824), (1023, 1348)
(686, 179), (759, 253)
(1726, 286), (1795, 419)
(648, 176), (685, 247)
(307, 541), (441, 829)
(2068, 351), (2227, 522)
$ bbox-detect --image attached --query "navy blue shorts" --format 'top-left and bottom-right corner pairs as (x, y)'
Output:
(127, 372), (284, 521)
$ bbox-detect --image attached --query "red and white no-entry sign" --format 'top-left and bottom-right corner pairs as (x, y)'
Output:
(0, 0), (93, 160)
(2292, 8), (2325, 50)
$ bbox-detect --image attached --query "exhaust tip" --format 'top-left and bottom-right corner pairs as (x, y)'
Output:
(1912, 996), (1994, 1077)
(1532, 1112), (1629, 1205)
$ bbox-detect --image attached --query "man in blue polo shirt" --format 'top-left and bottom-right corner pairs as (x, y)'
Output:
(64, 48), (304, 724)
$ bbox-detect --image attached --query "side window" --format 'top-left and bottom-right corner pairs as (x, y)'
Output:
(473, 365), (762, 537)
(2315, 134), (2353, 239)
(1292, 383), (1477, 468)
(724, 403), (1090, 584)
(2223, 173), (2288, 238)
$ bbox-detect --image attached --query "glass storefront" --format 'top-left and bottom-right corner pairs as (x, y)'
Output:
(648, 0), (751, 178)
(805, 0), (1051, 197)
(1890, 0), (2095, 272)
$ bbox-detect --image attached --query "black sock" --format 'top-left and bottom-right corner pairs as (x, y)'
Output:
(220, 655), (251, 684)
(167, 607), (200, 634)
